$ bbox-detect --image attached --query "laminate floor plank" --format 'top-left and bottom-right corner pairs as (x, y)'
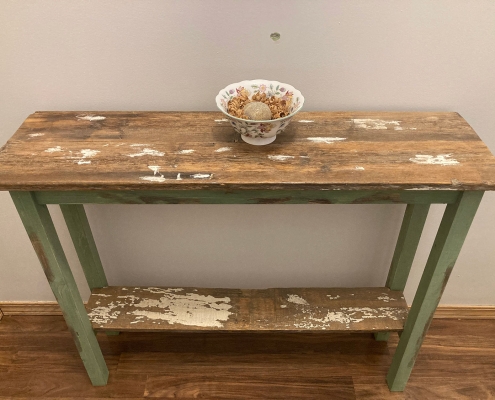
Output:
(0, 371), (147, 398)
(354, 376), (495, 400)
(1, 315), (495, 399)
(144, 370), (355, 399)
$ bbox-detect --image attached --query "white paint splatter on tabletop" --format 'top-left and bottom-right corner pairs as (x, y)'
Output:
(298, 120), (314, 123)
(74, 149), (100, 165)
(176, 173), (182, 180)
(354, 166), (365, 171)
(215, 147), (232, 153)
(76, 114), (106, 122)
(45, 146), (63, 153)
(327, 295), (341, 300)
(191, 173), (212, 179)
(268, 155), (295, 161)
(352, 119), (401, 130)
(307, 137), (346, 144)
(148, 166), (162, 176)
(28, 133), (44, 138)
(140, 176), (166, 183)
(214, 119), (229, 122)
(409, 154), (459, 166)
(176, 149), (195, 154)
(128, 148), (165, 158)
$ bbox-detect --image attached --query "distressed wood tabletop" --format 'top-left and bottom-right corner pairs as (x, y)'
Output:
(1, 111), (495, 191)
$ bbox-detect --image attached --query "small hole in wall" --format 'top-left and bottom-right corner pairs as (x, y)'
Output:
(270, 32), (281, 42)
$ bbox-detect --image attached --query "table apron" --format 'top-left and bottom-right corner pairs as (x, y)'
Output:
(34, 190), (462, 205)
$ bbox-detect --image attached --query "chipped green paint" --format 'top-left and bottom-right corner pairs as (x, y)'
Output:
(60, 204), (119, 337)
(10, 191), (109, 386)
(375, 204), (430, 342)
(60, 204), (108, 289)
(35, 190), (460, 205)
(387, 191), (484, 391)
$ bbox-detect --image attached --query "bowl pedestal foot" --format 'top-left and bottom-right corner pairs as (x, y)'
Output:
(241, 135), (277, 146)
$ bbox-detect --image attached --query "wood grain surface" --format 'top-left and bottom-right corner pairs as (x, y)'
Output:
(85, 286), (407, 333)
(1, 111), (495, 191)
(1, 315), (494, 399)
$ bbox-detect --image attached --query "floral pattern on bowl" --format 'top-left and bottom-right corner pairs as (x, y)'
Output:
(215, 79), (304, 145)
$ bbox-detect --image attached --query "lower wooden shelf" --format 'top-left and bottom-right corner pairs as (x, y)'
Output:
(86, 286), (408, 333)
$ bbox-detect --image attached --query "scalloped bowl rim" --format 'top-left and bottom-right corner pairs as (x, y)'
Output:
(215, 79), (305, 123)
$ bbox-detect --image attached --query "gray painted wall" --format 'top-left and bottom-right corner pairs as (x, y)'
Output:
(1, 1), (494, 305)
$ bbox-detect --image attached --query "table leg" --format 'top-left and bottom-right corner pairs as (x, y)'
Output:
(386, 191), (483, 391)
(60, 205), (119, 336)
(375, 204), (430, 342)
(10, 192), (109, 386)
(60, 204), (108, 289)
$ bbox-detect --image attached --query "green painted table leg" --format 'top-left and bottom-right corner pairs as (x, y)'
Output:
(60, 204), (108, 289)
(386, 204), (431, 290)
(387, 191), (483, 391)
(60, 205), (118, 336)
(10, 192), (109, 386)
(375, 204), (430, 342)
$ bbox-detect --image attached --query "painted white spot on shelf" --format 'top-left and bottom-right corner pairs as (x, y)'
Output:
(298, 120), (314, 123)
(287, 294), (309, 305)
(280, 305), (287, 308)
(215, 147), (232, 153)
(293, 306), (404, 329)
(124, 288), (233, 328)
(352, 119), (401, 130)
(129, 148), (165, 157)
(409, 154), (459, 166)
(176, 149), (195, 154)
(28, 133), (44, 138)
(214, 119), (229, 122)
(130, 144), (150, 147)
(87, 303), (120, 325)
(176, 173), (182, 180)
(45, 146), (63, 153)
(76, 114), (106, 122)
(191, 173), (211, 179)
(327, 295), (341, 300)
(268, 155), (295, 161)
(354, 166), (365, 171)
(378, 294), (396, 303)
(307, 137), (346, 144)
(394, 127), (403, 131)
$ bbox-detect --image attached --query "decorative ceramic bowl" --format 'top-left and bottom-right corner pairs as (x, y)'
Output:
(215, 79), (304, 145)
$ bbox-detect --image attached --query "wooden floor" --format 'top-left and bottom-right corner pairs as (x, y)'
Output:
(0, 316), (494, 399)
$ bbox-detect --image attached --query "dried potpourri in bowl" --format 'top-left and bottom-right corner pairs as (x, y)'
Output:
(215, 79), (304, 145)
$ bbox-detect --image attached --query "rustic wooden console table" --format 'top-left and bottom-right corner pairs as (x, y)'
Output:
(1, 111), (494, 391)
